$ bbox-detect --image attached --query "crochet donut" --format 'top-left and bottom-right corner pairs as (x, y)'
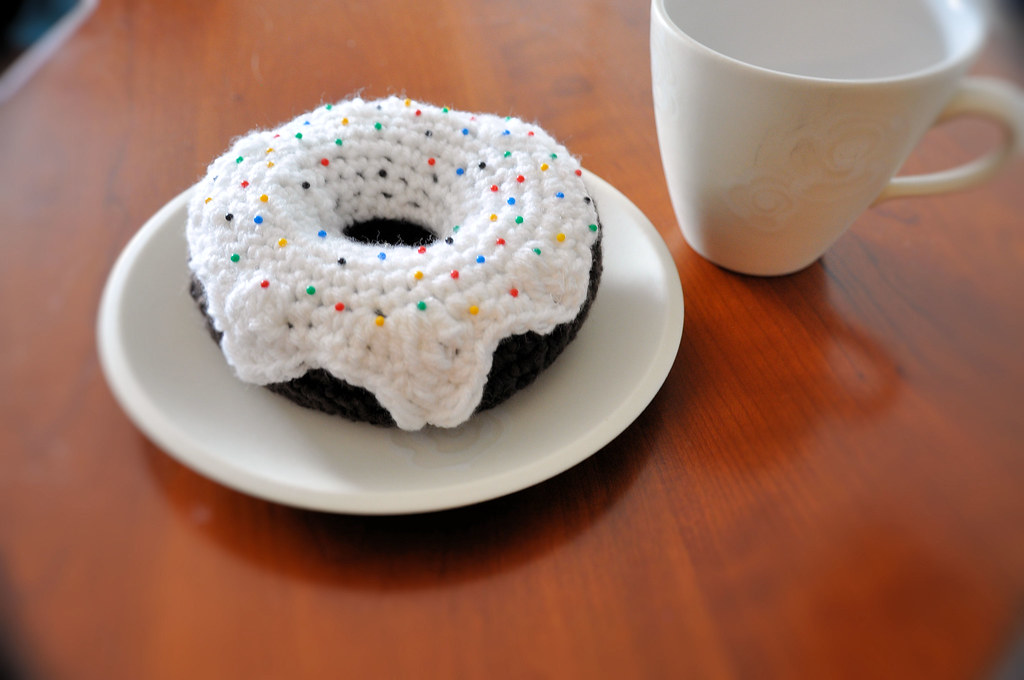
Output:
(187, 96), (602, 430)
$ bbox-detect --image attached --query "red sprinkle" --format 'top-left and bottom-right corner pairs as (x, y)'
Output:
(334, 302), (345, 311)
(428, 158), (436, 166)
(490, 185), (499, 192)
(418, 246), (427, 254)
(527, 131), (535, 136)
(415, 109), (422, 116)
(241, 180), (249, 188)
(451, 270), (459, 279)
(320, 158), (329, 166)
(516, 175), (525, 183)
(260, 280), (270, 288)
(273, 134), (280, 138)
(509, 288), (519, 297)
(496, 238), (506, 245)
(575, 169), (582, 176)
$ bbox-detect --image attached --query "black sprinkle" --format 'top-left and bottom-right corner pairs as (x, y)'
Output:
(225, 213), (233, 221)
(424, 130), (432, 137)
(381, 192), (393, 199)
(301, 181), (310, 189)
(376, 104), (382, 110)
(338, 257), (347, 266)
(584, 196), (592, 204)
(432, 173), (438, 184)
(378, 169), (387, 178)
(478, 162), (486, 169)
(286, 322), (294, 329)
(445, 237), (454, 245)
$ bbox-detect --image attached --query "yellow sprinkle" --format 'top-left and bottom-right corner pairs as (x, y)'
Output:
(342, 117), (349, 125)
(469, 305), (479, 315)
(260, 194), (269, 202)
(204, 197), (212, 203)
(540, 163), (549, 171)
(375, 315), (385, 326)
(556, 233), (566, 242)
(278, 238), (288, 247)
(266, 147), (274, 153)
(414, 270), (423, 280)
(267, 161), (274, 168)
(404, 98), (411, 106)
(490, 214), (498, 222)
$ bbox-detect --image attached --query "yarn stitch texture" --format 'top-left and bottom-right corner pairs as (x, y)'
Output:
(187, 96), (601, 430)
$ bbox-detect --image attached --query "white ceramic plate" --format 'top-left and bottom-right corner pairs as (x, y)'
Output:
(97, 171), (684, 514)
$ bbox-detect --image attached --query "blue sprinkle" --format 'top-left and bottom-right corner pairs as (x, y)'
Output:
(456, 168), (465, 175)
(476, 255), (485, 264)
(317, 230), (327, 238)
(502, 130), (510, 135)
(461, 128), (469, 135)
(303, 120), (310, 125)
(254, 215), (263, 224)
(378, 252), (386, 260)
(507, 197), (516, 205)
(555, 192), (565, 199)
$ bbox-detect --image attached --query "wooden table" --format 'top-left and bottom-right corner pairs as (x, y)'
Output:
(2, 0), (1022, 677)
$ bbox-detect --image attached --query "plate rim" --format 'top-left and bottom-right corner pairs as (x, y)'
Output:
(96, 170), (684, 514)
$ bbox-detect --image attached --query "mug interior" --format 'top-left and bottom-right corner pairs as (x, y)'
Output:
(658, 0), (984, 81)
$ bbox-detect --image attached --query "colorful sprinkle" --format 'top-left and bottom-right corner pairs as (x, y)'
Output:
(428, 158), (436, 166)
(260, 280), (269, 288)
(318, 230), (327, 237)
(527, 131), (535, 136)
(502, 130), (511, 136)
(235, 156), (243, 163)
(456, 168), (465, 175)
(374, 122), (382, 130)
(575, 169), (583, 176)
(516, 175), (525, 183)
(540, 163), (549, 171)
(404, 98), (411, 107)
(476, 255), (485, 263)
(515, 216), (524, 224)
(266, 147), (274, 154)
(375, 315), (385, 326)
(241, 181), (249, 188)
(417, 246), (427, 254)
(451, 270), (459, 279)
(254, 216), (263, 224)
(303, 121), (310, 125)
(378, 252), (386, 260)
(556, 233), (566, 242)
(325, 104), (333, 110)
(260, 194), (269, 202)
(555, 192), (564, 199)
(496, 238), (506, 245)
(295, 132), (303, 139)
(503, 151), (511, 157)
(533, 248), (542, 255)
(589, 223), (598, 231)
(550, 153), (558, 159)
(414, 270), (423, 280)
(415, 109), (422, 116)
(321, 158), (329, 166)
(469, 305), (479, 315)
(205, 197), (212, 204)
(342, 117), (349, 125)
(442, 107), (449, 113)
(417, 301), (427, 311)
(335, 302), (345, 311)
(267, 161), (274, 168)
(306, 285), (316, 295)
(490, 214), (498, 222)
(461, 128), (469, 135)
(507, 197), (515, 205)
(230, 253), (240, 262)
(335, 139), (343, 145)
(278, 238), (288, 247)
(490, 185), (499, 192)
(509, 288), (519, 297)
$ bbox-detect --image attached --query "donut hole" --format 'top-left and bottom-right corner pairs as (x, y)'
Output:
(342, 218), (438, 247)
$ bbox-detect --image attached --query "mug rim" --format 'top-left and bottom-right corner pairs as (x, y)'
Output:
(652, 0), (987, 86)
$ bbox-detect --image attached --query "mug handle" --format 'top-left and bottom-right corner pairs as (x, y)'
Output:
(873, 77), (1024, 204)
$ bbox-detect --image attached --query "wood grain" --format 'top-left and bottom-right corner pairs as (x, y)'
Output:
(1, 0), (1022, 678)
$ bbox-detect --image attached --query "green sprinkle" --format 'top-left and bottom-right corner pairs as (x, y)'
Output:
(335, 138), (343, 145)
(306, 285), (316, 295)
(295, 132), (303, 139)
(453, 225), (460, 233)
(515, 216), (524, 224)
(417, 301), (427, 311)
(533, 248), (542, 255)
(550, 153), (558, 159)
(230, 253), (240, 262)
(503, 151), (511, 157)
(442, 107), (449, 113)
(505, 116), (511, 121)
(374, 122), (382, 130)
(325, 103), (333, 110)
(235, 156), (243, 163)
(588, 224), (598, 232)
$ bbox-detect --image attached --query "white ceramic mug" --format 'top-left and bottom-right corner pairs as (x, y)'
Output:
(651, 0), (1024, 276)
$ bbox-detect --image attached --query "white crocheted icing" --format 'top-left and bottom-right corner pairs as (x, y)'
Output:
(187, 96), (600, 430)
